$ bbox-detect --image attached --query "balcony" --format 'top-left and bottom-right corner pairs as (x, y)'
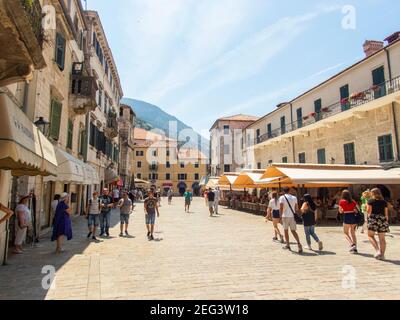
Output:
(255, 76), (400, 146)
(69, 75), (97, 115)
(104, 112), (118, 139)
(0, 0), (46, 86)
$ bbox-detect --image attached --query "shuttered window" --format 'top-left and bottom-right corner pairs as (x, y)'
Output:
(66, 119), (73, 149)
(344, 143), (356, 165)
(378, 135), (394, 162)
(55, 33), (66, 70)
(317, 149), (326, 164)
(298, 153), (306, 164)
(49, 100), (62, 141)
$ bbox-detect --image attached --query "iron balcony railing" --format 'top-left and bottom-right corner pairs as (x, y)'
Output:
(255, 76), (400, 145)
(20, 0), (44, 46)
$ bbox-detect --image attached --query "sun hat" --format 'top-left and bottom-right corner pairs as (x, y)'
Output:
(60, 192), (69, 200)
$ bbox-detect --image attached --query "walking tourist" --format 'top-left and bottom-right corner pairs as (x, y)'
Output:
(360, 190), (372, 234)
(279, 187), (303, 253)
(113, 187), (120, 203)
(13, 195), (32, 254)
(0, 202), (14, 225)
(156, 188), (162, 207)
(86, 191), (101, 241)
(99, 188), (114, 237)
(51, 193), (72, 254)
(339, 190), (359, 254)
(366, 188), (390, 260)
(167, 188), (173, 205)
(184, 188), (193, 212)
(266, 191), (284, 244)
(118, 191), (134, 237)
(51, 194), (61, 219)
(204, 189), (209, 207)
(214, 187), (220, 215)
(207, 188), (216, 217)
(300, 194), (323, 251)
(144, 189), (160, 241)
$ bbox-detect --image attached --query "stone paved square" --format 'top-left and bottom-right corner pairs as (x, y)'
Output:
(0, 198), (399, 300)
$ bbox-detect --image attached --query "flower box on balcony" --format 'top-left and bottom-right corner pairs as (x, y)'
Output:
(340, 98), (349, 105)
(322, 107), (330, 113)
(371, 85), (380, 92)
(350, 92), (366, 100)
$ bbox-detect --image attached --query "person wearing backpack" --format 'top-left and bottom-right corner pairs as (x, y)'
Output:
(86, 191), (101, 241)
(279, 187), (303, 254)
(300, 194), (323, 251)
(117, 191), (134, 237)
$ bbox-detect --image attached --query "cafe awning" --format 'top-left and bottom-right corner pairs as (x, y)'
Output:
(219, 173), (240, 186)
(105, 168), (119, 184)
(258, 163), (400, 186)
(233, 170), (265, 188)
(206, 177), (220, 189)
(45, 148), (84, 183)
(0, 93), (57, 176)
(83, 163), (100, 186)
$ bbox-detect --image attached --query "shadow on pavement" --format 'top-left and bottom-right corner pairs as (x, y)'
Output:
(0, 209), (122, 300)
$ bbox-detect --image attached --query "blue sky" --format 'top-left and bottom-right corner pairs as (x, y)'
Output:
(86, 0), (400, 137)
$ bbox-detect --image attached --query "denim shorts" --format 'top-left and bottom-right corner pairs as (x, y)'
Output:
(146, 213), (156, 225)
(88, 214), (100, 227)
(120, 213), (130, 225)
(344, 213), (357, 225)
(272, 210), (281, 219)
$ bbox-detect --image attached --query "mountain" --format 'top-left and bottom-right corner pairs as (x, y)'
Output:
(121, 98), (209, 154)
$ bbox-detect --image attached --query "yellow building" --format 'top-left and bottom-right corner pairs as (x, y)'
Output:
(133, 128), (207, 195)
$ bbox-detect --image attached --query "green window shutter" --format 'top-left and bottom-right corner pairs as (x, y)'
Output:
(49, 100), (62, 140)
(379, 135), (394, 162)
(67, 119), (73, 149)
(344, 143), (356, 165)
(299, 153), (306, 164)
(317, 149), (326, 164)
(282, 156), (288, 163)
(55, 33), (66, 70)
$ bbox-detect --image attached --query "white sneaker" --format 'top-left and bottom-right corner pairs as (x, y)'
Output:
(307, 245), (312, 250)
(374, 253), (381, 260)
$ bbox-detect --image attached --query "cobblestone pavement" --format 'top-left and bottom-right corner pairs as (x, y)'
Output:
(0, 198), (399, 300)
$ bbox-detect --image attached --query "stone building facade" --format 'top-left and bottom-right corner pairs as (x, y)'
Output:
(133, 128), (207, 195)
(210, 115), (259, 177)
(84, 10), (124, 195)
(118, 104), (136, 189)
(243, 33), (400, 197)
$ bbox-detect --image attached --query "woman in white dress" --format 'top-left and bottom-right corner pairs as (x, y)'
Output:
(14, 195), (32, 254)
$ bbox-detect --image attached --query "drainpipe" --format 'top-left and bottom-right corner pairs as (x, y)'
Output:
(292, 136), (296, 163)
(385, 48), (393, 81)
(386, 48), (399, 161)
(391, 102), (400, 161)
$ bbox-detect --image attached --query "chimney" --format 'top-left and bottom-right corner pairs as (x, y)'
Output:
(384, 32), (400, 45)
(363, 40), (384, 57)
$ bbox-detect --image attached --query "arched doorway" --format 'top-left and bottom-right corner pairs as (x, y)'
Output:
(177, 182), (187, 196)
(192, 182), (200, 196)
